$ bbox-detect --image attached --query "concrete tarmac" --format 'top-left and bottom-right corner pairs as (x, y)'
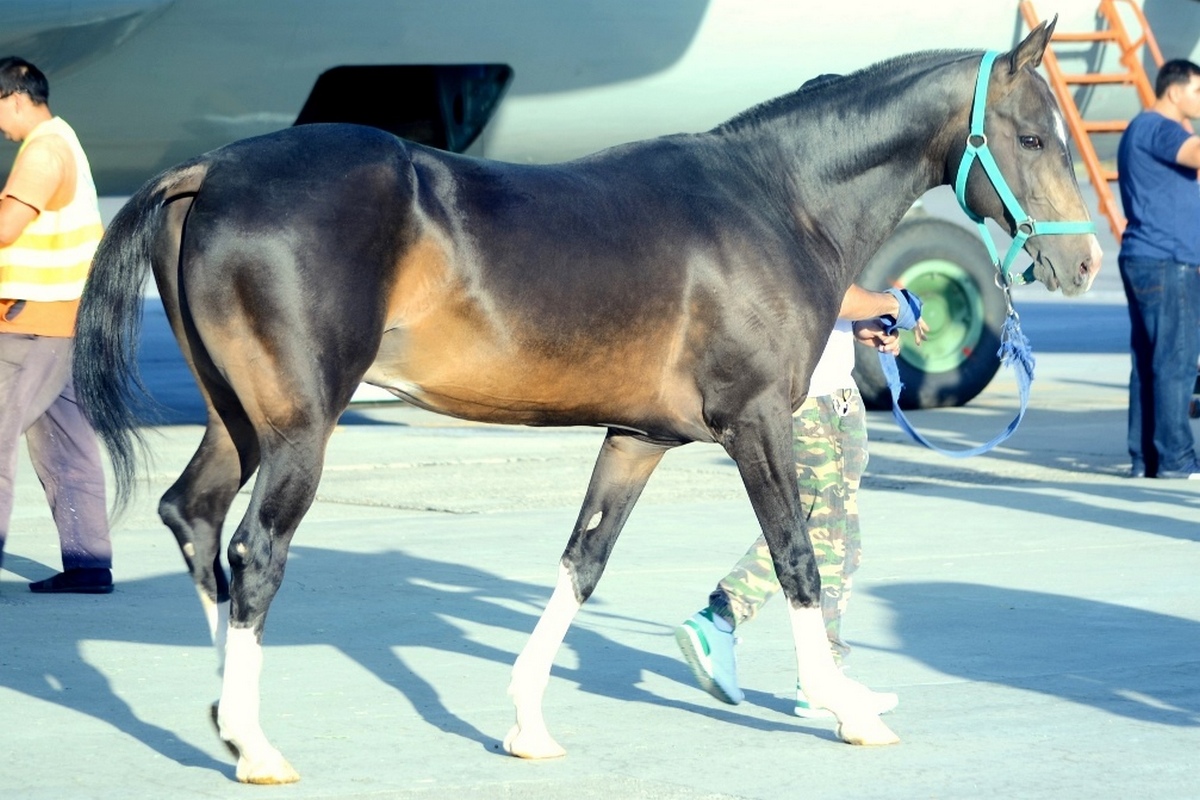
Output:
(2, 282), (1200, 797)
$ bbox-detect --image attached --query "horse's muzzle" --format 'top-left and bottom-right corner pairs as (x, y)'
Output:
(1035, 235), (1101, 296)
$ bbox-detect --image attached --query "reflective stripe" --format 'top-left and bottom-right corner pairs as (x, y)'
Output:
(0, 237), (102, 268)
(2, 222), (104, 251)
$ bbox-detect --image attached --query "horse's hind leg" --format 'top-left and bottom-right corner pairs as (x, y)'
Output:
(169, 300), (343, 784)
(205, 413), (336, 785)
(720, 397), (898, 746)
(153, 194), (258, 670)
(158, 396), (259, 673)
(504, 430), (670, 759)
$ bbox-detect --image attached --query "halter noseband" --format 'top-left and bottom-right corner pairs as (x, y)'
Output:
(953, 50), (1095, 290)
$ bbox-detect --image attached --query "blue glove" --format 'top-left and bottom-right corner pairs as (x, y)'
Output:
(881, 287), (922, 333)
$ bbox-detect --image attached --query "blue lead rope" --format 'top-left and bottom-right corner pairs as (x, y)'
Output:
(878, 314), (1033, 458)
(878, 49), (1092, 457)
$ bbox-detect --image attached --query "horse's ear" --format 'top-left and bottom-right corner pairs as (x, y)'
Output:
(1009, 15), (1057, 73)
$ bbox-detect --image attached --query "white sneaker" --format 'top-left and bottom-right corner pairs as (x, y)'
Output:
(675, 609), (744, 704)
(794, 683), (899, 718)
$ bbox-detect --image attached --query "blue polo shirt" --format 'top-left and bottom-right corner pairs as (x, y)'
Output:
(1117, 110), (1200, 264)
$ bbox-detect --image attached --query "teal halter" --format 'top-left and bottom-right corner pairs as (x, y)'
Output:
(953, 50), (1095, 289)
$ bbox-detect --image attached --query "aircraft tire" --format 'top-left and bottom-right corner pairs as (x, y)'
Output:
(852, 216), (1006, 410)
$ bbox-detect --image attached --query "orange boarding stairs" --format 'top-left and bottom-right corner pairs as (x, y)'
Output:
(1018, 0), (1164, 242)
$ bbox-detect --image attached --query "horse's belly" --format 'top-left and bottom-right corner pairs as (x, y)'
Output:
(363, 327), (708, 438)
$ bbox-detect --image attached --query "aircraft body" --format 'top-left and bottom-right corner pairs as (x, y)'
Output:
(6, 0), (1196, 193)
(2, 0), (1196, 407)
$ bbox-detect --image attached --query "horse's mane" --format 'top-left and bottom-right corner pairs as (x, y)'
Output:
(714, 48), (978, 134)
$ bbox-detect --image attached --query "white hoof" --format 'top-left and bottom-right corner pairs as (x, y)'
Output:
(502, 723), (567, 759)
(235, 749), (301, 784)
(836, 714), (901, 746)
(805, 677), (901, 745)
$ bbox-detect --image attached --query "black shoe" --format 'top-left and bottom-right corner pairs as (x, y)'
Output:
(29, 568), (113, 594)
(1155, 461), (1200, 480)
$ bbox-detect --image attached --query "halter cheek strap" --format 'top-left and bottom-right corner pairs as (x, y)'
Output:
(878, 50), (1094, 459)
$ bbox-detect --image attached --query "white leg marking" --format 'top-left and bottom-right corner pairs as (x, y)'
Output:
(789, 606), (900, 746)
(196, 589), (230, 674)
(218, 627), (300, 784)
(585, 511), (603, 531)
(504, 563), (580, 759)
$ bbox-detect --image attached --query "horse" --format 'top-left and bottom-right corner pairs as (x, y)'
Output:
(73, 19), (1099, 784)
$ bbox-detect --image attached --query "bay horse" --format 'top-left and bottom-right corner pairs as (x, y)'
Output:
(74, 20), (1099, 783)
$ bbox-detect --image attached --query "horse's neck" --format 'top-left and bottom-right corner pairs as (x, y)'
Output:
(732, 54), (975, 283)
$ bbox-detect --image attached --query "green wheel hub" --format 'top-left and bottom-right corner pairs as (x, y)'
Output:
(895, 258), (986, 373)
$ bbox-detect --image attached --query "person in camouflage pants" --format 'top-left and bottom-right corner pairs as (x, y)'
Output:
(707, 385), (867, 663)
(674, 283), (924, 713)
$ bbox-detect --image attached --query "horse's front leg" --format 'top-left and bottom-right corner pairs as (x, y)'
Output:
(504, 431), (670, 759)
(722, 398), (898, 746)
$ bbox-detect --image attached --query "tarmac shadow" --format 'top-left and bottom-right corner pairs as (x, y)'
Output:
(267, 545), (806, 751)
(866, 450), (1200, 545)
(868, 581), (1200, 727)
(0, 543), (805, 779)
(0, 559), (236, 778)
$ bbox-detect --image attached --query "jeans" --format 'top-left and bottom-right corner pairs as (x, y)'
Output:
(1118, 256), (1200, 474)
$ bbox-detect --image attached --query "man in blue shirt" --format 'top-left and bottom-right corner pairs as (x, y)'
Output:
(1116, 58), (1200, 479)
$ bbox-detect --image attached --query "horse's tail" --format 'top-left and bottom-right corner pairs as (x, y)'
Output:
(74, 160), (207, 514)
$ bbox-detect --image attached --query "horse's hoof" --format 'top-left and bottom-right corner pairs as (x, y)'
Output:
(835, 715), (901, 747)
(236, 753), (301, 784)
(502, 724), (567, 759)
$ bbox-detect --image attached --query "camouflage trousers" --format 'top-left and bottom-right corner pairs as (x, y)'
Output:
(708, 388), (867, 662)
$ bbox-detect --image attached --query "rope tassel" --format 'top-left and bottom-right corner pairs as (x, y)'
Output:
(879, 310), (1032, 458)
(998, 313), (1035, 385)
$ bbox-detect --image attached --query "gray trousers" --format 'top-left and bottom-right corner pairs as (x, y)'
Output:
(0, 333), (111, 571)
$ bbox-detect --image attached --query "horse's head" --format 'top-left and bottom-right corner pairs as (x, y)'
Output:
(953, 19), (1101, 296)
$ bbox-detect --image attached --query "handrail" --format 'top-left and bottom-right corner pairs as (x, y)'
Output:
(1018, 0), (1162, 241)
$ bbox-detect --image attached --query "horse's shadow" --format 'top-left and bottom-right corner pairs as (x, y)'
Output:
(0, 553), (233, 775)
(866, 580), (1200, 728)
(0, 542), (804, 778)
(5, 528), (1200, 778)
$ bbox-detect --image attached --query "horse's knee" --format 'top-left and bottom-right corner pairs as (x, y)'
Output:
(226, 527), (271, 575)
(776, 552), (822, 608)
(561, 511), (622, 603)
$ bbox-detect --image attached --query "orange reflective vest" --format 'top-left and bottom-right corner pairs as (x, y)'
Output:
(0, 117), (103, 302)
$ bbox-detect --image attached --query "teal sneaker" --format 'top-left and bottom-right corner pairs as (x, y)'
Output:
(675, 609), (744, 704)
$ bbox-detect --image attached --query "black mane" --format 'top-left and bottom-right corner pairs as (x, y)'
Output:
(714, 48), (977, 135)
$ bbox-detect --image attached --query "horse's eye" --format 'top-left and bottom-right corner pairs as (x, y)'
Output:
(1019, 135), (1043, 150)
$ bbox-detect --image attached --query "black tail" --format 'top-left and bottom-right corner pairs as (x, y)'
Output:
(74, 164), (200, 513)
